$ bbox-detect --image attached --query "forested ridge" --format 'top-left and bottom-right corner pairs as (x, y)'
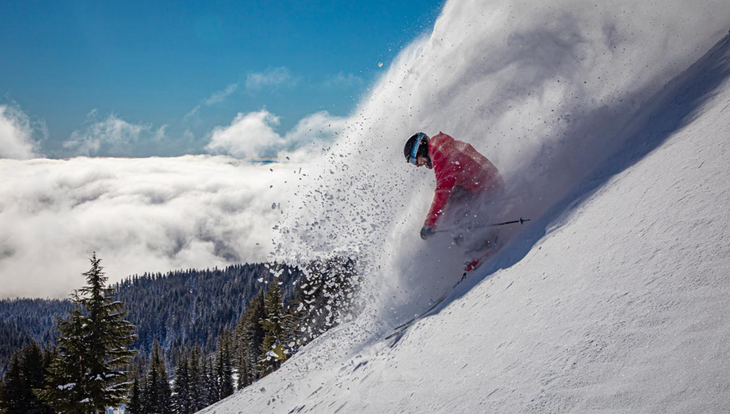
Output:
(0, 256), (357, 413)
(0, 262), (301, 375)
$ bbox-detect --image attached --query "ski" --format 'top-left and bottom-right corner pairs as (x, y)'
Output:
(386, 268), (477, 344)
(386, 296), (448, 344)
(386, 291), (450, 341)
(386, 242), (503, 345)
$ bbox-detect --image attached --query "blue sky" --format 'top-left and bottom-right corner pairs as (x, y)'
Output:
(0, 0), (442, 157)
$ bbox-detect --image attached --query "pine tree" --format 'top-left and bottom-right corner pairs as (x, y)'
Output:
(293, 259), (329, 346)
(0, 352), (29, 414)
(38, 347), (58, 414)
(214, 332), (234, 401)
(258, 282), (288, 376)
(324, 256), (358, 324)
(292, 257), (358, 347)
(234, 345), (249, 392)
(77, 253), (136, 411)
(203, 356), (217, 405)
(126, 375), (143, 414)
(187, 346), (204, 411)
(141, 340), (172, 414)
(234, 291), (266, 388)
(172, 350), (193, 414)
(40, 254), (136, 414)
(0, 341), (53, 414)
(282, 302), (301, 355)
(40, 296), (92, 414)
(20, 341), (54, 414)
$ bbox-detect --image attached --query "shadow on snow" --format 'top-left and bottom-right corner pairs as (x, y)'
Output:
(450, 32), (730, 302)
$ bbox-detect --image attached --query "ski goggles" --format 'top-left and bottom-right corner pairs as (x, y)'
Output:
(407, 132), (428, 165)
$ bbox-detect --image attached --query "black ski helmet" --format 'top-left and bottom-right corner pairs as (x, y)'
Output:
(404, 132), (430, 164)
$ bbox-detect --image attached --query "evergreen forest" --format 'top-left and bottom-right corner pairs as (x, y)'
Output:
(0, 255), (358, 413)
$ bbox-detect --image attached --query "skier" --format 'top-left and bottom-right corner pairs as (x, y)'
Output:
(404, 132), (504, 259)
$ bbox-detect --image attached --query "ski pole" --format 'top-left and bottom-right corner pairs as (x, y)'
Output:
(490, 217), (531, 226)
(435, 217), (530, 233)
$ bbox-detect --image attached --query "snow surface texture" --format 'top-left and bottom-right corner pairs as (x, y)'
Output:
(204, 0), (730, 412)
(270, 0), (730, 327)
(207, 45), (730, 413)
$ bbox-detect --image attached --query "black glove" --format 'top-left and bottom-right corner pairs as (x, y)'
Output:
(420, 226), (435, 240)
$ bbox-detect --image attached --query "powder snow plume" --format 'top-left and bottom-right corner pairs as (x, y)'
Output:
(271, 0), (730, 344)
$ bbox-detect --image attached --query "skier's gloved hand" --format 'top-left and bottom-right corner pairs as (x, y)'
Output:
(420, 226), (435, 240)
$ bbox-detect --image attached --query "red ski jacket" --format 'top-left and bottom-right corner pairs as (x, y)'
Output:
(424, 132), (503, 229)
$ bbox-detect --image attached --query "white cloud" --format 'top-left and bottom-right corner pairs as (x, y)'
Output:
(153, 125), (168, 142)
(64, 115), (150, 156)
(324, 72), (365, 88)
(205, 110), (284, 159)
(204, 82), (240, 106)
(185, 105), (202, 119)
(245, 67), (294, 91)
(205, 109), (347, 160)
(0, 156), (303, 298)
(0, 105), (41, 160)
(185, 82), (241, 120)
(185, 68), (293, 121)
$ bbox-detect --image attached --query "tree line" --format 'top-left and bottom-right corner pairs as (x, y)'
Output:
(0, 262), (301, 375)
(0, 254), (358, 413)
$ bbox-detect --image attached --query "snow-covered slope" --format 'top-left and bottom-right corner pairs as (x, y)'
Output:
(202, 1), (730, 412)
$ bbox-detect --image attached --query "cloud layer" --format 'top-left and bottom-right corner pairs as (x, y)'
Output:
(0, 105), (41, 159)
(205, 109), (346, 160)
(0, 156), (303, 298)
(63, 115), (157, 156)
